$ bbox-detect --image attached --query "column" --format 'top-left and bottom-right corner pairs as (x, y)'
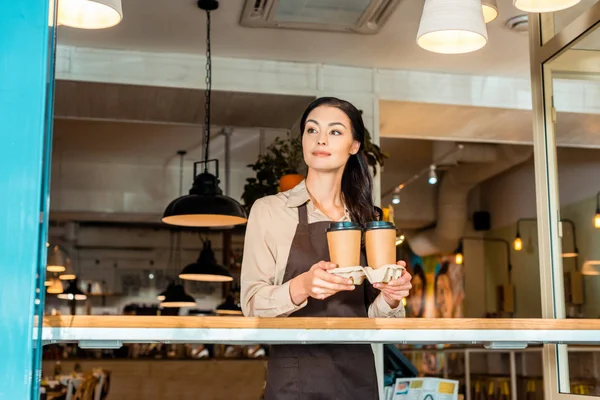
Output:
(0, 0), (56, 398)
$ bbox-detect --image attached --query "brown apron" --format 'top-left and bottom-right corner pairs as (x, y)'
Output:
(264, 203), (379, 400)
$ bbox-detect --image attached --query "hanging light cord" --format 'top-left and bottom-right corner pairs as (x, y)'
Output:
(202, 8), (212, 173)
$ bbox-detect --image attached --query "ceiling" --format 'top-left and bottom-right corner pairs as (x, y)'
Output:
(56, 0), (531, 77)
(54, 81), (314, 128)
(380, 100), (600, 147)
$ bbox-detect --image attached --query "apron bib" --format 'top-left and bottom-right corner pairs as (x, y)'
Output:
(264, 203), (379, 400)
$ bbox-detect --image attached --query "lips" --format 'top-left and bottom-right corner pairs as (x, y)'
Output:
(312, 150), (331, 157)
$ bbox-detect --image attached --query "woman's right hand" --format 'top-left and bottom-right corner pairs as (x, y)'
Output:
(289, 261), (355, 305)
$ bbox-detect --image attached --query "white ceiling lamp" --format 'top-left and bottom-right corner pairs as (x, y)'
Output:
(57, 0), (123, 29)
(513, 0), (580, 13)
(417, 0), (488, 55)
(481, 0), (499, 23)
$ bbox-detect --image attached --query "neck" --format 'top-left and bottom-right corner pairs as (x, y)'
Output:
(305, 168), (345, 209)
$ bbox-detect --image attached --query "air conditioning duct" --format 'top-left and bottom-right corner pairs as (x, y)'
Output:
(240, 0), (402, 34)
(406, 143), (533, 257)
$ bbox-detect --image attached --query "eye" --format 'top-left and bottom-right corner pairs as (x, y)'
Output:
(306, 127), (317, 134)
(330, 130), (342, 136)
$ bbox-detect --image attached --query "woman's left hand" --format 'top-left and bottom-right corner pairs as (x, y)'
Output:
(373, 261), (412, 308)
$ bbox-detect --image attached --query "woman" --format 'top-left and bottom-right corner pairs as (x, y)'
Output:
(241, 97), (412, 400)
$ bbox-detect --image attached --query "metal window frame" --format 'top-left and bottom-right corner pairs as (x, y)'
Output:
(529, 3), (600, 399)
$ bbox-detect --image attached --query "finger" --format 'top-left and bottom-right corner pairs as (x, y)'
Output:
(381, 289), (410, 299)
(316, 269), (354, 285)
(396, 260), (407, 268)
(314, 261), (338, 271)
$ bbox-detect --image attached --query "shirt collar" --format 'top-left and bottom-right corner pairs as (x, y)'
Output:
(285, 180), (310, 208)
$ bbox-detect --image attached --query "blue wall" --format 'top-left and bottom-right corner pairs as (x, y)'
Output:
(0, 0), (55, 398)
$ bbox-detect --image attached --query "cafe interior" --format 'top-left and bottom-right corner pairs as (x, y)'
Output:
(4, 0), (600, 399)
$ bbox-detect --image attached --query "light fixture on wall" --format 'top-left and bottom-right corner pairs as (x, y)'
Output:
(561, 219), (579, 258)
(162, 0), (247, 228)
(179, 240), (233, 282)
(416, 0), (488, 54)
(513, 0), (580, 13)
(595, 191), (600, 228)
(57, 0), (123, 29)
(454, 241), (464, 265)
(514, 218), (579, 258)
(481, 0), (499, 23)
(581, 261), (600, 276)
(455, 236), (512, 280)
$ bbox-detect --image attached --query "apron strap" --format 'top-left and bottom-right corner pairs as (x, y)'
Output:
(298, 203), (309, 226)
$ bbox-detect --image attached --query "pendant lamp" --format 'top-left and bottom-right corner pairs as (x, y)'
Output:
(47, 278), (64, 294)
(417, 0), (488, 54)
(513, 0), (580, 13)
(59, 258), (77, 281)
(162, 0), (247, 228)
(179, 240), (233, 282)
(47, 244), (67, 273)
(160, 229), (196, 308)
(57, 280), (87, 300)
(215, 294), (243, 315)
(160, 282), (197, 308)
(481, 0), (499, 23)
(57, 0), (123, 29)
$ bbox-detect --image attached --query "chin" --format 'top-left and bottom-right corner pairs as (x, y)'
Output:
(306, 158), (343, 173)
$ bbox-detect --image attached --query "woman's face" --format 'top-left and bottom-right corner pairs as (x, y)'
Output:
(302, 106), (361, 173)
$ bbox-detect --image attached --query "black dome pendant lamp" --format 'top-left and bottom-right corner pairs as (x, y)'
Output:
(161, 154), (197, 308)
(179, 240), (233, 282)
(162, 0), (247, 228)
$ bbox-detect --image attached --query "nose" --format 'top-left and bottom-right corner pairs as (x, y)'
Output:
(317, 132), (327, 145)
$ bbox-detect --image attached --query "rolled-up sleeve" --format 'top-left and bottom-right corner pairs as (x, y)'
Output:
(240, 198), (307, 317)
(368, 293), (406, 318)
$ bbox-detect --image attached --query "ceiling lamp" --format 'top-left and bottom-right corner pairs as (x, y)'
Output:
(481, 0), (499, 23)
(417, 0), (488, 54)
(47, 245), (67, 272)
(513, 0), (580, 13)
(179, 240), (233, 282)
(57, 0), (123, 29)
(215, 294), (243, 315)
(57, 280), (87, 301)
(46, 278), (64, 294)
(162, 0), (247, 228)
(160, 282), (197, 308)
(59, 258), (76, 280)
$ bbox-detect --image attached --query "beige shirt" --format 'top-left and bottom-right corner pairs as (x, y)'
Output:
(240, 180), (405, 318)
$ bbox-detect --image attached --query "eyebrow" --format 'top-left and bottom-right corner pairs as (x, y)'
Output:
(306, 119), (347, 129)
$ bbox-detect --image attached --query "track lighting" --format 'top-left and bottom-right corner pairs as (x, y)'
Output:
(428, 165), (438, 185)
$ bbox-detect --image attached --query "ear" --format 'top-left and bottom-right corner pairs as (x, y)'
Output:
(350, 140), (360, 155)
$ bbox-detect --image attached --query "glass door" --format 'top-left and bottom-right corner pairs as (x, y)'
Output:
(531, 3), (600, 398)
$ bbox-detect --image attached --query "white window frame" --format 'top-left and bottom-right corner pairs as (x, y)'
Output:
(529, 4), (600, 399)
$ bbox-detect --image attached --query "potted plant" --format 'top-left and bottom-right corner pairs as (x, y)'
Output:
(241, 134), (304, 211)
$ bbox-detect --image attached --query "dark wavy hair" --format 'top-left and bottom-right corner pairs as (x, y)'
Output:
(299, 97), (377, 226)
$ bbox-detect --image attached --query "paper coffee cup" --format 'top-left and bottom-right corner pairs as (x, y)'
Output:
(365, 221), (397, 269)
(326, 222), (362, 268)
